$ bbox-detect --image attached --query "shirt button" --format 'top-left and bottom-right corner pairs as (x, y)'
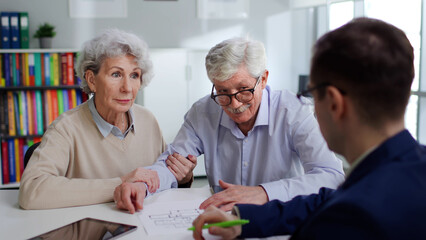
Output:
(243, 162), (248, 167)
(244, 139), (248, 143)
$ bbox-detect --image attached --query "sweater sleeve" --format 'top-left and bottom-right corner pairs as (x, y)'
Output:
(19, 124), (122, 210)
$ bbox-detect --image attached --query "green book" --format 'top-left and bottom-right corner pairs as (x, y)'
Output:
(34, 53), (42, 86)
(19, 12), (29, 48)
(57, 90), (64, 115)
(35, 90), (44, 134)
(11, 54), (17, 86)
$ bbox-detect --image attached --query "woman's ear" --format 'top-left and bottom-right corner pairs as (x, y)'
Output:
(85, 70), (96, 93)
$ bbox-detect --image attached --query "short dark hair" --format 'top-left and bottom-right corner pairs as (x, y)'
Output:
(310, 17), (414, 127)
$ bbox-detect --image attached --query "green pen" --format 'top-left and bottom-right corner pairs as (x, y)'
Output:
(188, 219), (249, 231)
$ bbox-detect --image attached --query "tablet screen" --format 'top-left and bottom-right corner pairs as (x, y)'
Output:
(28, 217), (137, 240)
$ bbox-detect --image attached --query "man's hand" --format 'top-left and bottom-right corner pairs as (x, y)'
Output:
(192, 205), (241, 240)
(166, 153), (197, 184)
(114, 182), (147, 214)
(120, 168), (159, 193)
(200, 180), (268, 211)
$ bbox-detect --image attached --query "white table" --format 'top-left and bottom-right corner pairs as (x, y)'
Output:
(0, 188), (289, 240)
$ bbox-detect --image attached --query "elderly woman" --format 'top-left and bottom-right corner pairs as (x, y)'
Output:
(19, 29), (165, 210)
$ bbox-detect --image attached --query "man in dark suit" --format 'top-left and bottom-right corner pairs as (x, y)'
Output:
(191, 17), (426, 240)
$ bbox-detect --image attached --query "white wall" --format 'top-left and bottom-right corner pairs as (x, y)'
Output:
(0, 0), (301, 91)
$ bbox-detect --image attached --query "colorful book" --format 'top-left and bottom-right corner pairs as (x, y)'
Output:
(3, 53), (11, 86)
(1, 12), (11, 48)
(14, 139), (20, 182)
(9, 12), (20, 49)
(26, 90), (34, 135)
(0, 53), (4, 86)
(45, 90), (52, 126)
(28, 53), (35, 86)
(22, 53), (29, 86)
(51, 53), (59, 86)
(18, 91), (28, 135)
(6, 91), (16, 136)
(18, 138), (24, 181)
(7, 139), (16, 183)
(0, 94), (7, 134)
(57, 89), (64, 115)
(43, 53), (50, 86)
(19, 12), (29, 49)
(61, 53), (67, 85)
(1, 140), (9, 184)
(66, 53), (75, 85)
(13, 92), (20, 135)
(62, 89), (69, 112)
(68, 89), (74, 109)
(11, 53), (17, 86)
(35, 90), (44, 134)
(40, 53), (45, 85)
(76, 90), (82, 105)
(70, 89), (77, 108)
(51, 90), (59, 121)
(34, 53), (42, 86)
(14, 53), (21, 86)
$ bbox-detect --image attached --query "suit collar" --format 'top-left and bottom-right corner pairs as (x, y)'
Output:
(341, 130), (417, 189)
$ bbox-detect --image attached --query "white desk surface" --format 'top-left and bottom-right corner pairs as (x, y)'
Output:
(0, 188), (289, 240)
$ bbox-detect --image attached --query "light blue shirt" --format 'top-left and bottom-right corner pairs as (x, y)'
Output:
(147, 86), (345, 201)
(88, 97), (135, 139)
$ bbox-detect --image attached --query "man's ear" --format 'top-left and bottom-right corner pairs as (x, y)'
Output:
(260, 69), (269, 89)
(325, 86), (346, 122)
(85, 70), (96, 93)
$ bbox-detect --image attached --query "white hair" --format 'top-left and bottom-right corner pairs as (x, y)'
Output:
(76, 29), (154, 94)
(205, 37), (266, 82)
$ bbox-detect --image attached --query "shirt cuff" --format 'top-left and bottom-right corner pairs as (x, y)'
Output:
(232, 205), (241, 218)
(260, 181), (289, 202)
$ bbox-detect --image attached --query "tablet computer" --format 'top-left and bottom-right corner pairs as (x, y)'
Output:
(27, 217), (137, 240)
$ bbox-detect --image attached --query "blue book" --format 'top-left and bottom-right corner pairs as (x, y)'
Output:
(43, 53), (50, 86)
(62, 89), (69, 112)
(3, 53), (11, 86)
(1, 12), (11, 49)
(7, 139), (16, 183)
(9, 12), (20, 49)
(76, 90), (82, 105)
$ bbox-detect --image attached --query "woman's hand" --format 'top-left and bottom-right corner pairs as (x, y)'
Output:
(166, 153), (197, 184)
(192, 205), (241, 240)
(120, 168), (159, 193)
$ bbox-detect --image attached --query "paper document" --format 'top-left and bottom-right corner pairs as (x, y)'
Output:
(138, 199), (205, 235)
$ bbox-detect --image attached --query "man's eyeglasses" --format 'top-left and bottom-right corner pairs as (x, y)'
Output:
(297, 82), (346, 105)
(210, 76), (262, 106)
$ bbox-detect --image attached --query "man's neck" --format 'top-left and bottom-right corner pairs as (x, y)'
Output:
(343, 120), (405, 165)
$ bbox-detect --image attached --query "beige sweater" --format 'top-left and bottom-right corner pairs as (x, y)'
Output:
(19, 102), (166, 209)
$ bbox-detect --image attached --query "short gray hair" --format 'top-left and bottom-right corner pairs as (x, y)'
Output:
(76, 29), (154, 94)
(205, 37), (266, 83)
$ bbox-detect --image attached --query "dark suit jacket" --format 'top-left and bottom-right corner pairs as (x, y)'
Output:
(238, 130), (426, 239)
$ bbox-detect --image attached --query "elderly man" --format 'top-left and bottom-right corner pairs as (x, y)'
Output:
(192, 18), (426, 240)
(114, 37), (344, 213)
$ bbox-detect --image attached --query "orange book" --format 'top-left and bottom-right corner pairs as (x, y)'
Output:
(7, 92), (16, 136)
(70, 89), (77, 109)
(45, 90), (53, 126)
(23, 53), (30, 86)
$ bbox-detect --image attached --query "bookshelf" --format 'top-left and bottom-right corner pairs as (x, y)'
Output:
(0, 48), (87, 188)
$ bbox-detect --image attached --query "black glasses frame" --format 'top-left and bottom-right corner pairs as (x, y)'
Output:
(210, 76), (262, 106)
(297, 82), (346, 100)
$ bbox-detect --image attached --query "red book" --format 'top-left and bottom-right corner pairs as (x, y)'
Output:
(66, 53), (74, 85)
(82, 92), (88, 103)
(32, 91), (38, 135)
(18, 138), (24, 178)
(1, 140), (9, 184)
(50, 90), (59, 122)
(44, 90), (52, 127)
(60, 53), (67, 85)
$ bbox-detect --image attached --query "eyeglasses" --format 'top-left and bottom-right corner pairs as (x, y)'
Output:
(210, 76), (262, 106)
(297, 82), (346, 105)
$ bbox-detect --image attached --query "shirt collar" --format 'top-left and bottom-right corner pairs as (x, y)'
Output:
(88, 97), (135, 138)
(345, 145), (378, 178)
(219, 86), (270, 136)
